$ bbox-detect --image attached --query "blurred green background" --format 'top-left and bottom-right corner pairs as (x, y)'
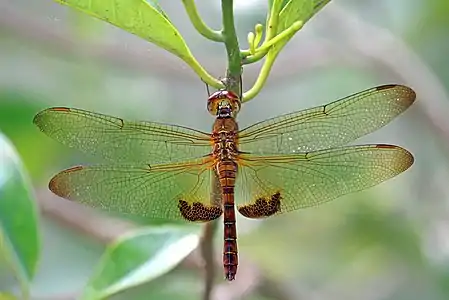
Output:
(1, 0), (449, 299)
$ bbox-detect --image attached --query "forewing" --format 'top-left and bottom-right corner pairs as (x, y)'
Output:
(34, 107), (211, 164)
(235, 145), (413, 218)
(238, 85), (415, 154)
(49, 159), (223, 222)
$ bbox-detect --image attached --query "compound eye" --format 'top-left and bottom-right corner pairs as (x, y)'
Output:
(231, 99), (241, 114)
(207, 98), (218, 115)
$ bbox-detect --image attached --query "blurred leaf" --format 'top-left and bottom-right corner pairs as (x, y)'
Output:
(0, 292), (18, 300)
(0, 133), (40, 299)
(0, 90), (66, 180)
(340, 201), (423, 266)
(109, 271), (201, 300)
(82, 226), (200, 300)
(51, 0), (217, 85)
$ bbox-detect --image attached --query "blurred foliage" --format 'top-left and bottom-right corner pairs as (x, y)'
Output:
(0, 0), (449, 299)
(0, 133), (40, 298)
(83, 227), (200, 299)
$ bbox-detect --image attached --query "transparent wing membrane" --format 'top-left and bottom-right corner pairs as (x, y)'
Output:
(34, 107), (212, 164)
(238, 85), (415, 155)
(235, 144), (413, 218)
(48, 159), (223, 222)
(34, 84), (415, 223)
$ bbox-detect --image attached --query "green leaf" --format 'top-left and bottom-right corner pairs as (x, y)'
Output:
(82, 226), (200, 300)
(267, 0), (290, 13)
(269, 0), (331, 57)
(278, 0), (330, 32)
(0, 133), (40, 299)
(53, 0), (222, 88)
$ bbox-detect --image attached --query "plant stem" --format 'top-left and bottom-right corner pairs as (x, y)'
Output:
(221, 0), (242, 95)
(182, 0), (224, 42)
(201, 221), (218, 300)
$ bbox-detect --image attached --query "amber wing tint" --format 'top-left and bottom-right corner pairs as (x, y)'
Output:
(239, 85), (415, 155)
(235, 144), (413, 218)
(33, 107), (211, 164)
(48, 159), (223, 222)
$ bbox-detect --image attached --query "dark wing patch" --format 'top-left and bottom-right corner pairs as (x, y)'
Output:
(237, 192), (282, 218)
(178, 200), (223, 222)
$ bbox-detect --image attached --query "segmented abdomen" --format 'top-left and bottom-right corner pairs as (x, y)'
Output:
(217, 160), (238, 281)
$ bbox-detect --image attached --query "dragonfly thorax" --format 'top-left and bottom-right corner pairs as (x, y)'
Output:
(211, 129), (239, 161)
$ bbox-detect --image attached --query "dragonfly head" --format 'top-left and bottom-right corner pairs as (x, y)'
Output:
(207, 90), (241, 118)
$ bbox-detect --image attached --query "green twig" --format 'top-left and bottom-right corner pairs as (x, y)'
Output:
(243, 21), (303, 64)
(221, 0), (242, 95)
(241, 23), (264, 57)
(242, 22), (303, 102)
(247, 32), (256, 54)
(182, 0), (224, 42)
(253, 24), (264, 48)
(242, 51), (277, 102)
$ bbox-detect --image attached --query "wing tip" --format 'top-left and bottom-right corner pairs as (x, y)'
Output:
(375, 144), (414, 172)
(33, 107), (71, 128)
(48, 166), (84, 199)
(376, 84), (416, 106)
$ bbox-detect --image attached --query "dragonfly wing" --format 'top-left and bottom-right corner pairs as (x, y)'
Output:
(235, 145), (413, 218)
(238, 85), (415, 155)
(49, 158), (223, 222)
(34, 107), (211, 164)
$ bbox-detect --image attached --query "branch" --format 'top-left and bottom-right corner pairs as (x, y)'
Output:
(221, 0), (242, 94)
(201, 221), (219, 300)
(36, 190), (136, 244)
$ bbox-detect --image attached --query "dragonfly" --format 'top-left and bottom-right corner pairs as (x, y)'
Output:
(34, 84), (415, 281)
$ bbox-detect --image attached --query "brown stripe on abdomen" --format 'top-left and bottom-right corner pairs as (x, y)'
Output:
(217, 160), (238, 281)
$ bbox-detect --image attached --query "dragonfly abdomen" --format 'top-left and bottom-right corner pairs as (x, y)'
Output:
(217, 160), (238, 281)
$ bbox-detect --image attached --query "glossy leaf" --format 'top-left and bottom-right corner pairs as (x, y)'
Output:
(267, 0), (290, 13)
(268, 0), (331, 57)
(52, 0), (220, 87)
(0, 133), (40, 298)
(82, 226), (200, 299)
(278, 0), (330, 31)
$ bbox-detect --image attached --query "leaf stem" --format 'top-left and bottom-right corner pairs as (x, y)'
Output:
(185, 56), (225, 89)
(242, 22), (302, 102)
(221, 0), (242, 95)
(242, 52), (277, 102)
(264, 0), (283, 42)
(243, 21), (303, 64)
(182, 0), (224, 42)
